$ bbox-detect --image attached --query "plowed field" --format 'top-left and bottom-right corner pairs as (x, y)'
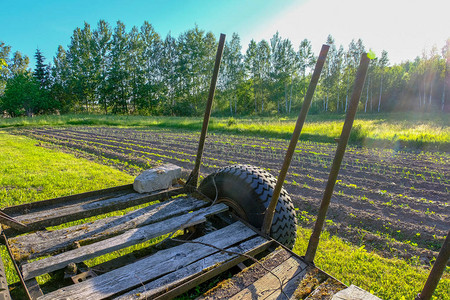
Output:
(10, 126), (449, 265)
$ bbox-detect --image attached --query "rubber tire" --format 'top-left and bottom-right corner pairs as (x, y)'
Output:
(199, 164), (297, 249)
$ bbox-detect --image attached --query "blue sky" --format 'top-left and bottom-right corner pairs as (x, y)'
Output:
(1, 0), (449, 68)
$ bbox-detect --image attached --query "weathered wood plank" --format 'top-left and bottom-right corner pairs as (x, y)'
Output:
(9, 196), (207, 261)
(264, 267), (309, 300)
(115, 236), (270, 300)
(22, 203), (228, 280)
(14, 192), (142, 224)
(24, 278), (43, 300)
(2, 184), (133, 215)
(302, 277), (346, 300)
(199, 248), (292, 300)
(6, 187), (184, 233)
(229, 257), (308, 300)
(37, 222), (256, 300)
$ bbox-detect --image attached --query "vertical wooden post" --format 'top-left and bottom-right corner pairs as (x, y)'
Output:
(262, 45), (330, 235)
(415, 230), (450, 300)
(185, 33), (226, 188)
(304, 53), (370, 263)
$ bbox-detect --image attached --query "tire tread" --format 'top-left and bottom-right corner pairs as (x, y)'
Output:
(199, 164), (297, 248)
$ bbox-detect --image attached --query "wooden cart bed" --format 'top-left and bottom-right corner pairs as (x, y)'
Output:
(0, 184), (381, 300)
(1, 185), (272, 299)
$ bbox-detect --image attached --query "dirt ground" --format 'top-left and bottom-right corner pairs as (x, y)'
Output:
(10, 126), (449, 265)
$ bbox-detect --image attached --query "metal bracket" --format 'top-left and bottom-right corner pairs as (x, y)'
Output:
(71, 270), (97, 284)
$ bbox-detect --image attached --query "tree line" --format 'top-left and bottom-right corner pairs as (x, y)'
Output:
(0, 20), (449, 117)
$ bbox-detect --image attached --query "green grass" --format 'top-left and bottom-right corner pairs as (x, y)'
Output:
(0, 131), (133, 286)
(293, 228), (449, 300)
(0, 131), (448, 299)
(0, 131), (133, 208)
(1, 112), (449, 151)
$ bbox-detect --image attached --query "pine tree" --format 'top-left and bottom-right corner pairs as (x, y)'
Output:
(34, 48), (49, 88)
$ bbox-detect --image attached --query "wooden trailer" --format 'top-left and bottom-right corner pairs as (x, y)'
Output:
(0, 34), (414, 300)
(0, 180), (356, 300)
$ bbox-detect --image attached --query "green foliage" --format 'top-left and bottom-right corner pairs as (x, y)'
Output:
(367, 49), (376, 60)
(2, 27), (449, 118)
(0, 59), (6, 69)
(33, 48), (50, 88)
(1, 74), (39, 116)
(0, 73), (56, 117)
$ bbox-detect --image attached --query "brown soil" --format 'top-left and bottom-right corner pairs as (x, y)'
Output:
(9, 126), (449, 265)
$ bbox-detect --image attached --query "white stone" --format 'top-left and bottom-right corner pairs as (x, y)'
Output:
(133, 164), (182, 193)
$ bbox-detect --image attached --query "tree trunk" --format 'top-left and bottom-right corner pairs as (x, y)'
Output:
(423, 81), (426, 108)
(260, 83), (264, 113)
(370, 86), (373, 112)
(429, 80), (433, 107)
(418, 91), (422, 109)
(365, 75), (370, 113)
(345, 94), (348, 112)
(378, 74), (383, 112)
(442, 79), (446, 111)
(285, 83), (288, 114)
(345, 71), (350, 112)
(289, 82), (293, 113)
(336, 82), (340, 113)
(254, 83), (257, 113)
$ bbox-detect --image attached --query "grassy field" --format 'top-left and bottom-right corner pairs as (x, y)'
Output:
(0, 130), (448, 299)
(0, 131), (133, 285)
(0, 112), (449, 151)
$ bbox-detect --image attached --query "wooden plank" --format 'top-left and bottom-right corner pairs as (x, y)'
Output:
(14, 192), (143, 224)
(0, 254), (11, 300)
(6, 187), (184, 233)
(2, 184), (134, 215)
(22, 203), (228, 280)
(264, 266), (310, 300)
(37, 222), (256, 300)
(200, 248), (292, 300)
(9, 196), (207, 261)
(116, 237), (271, 300)
(24, 278), (43, 300)
(303, 277), (346, 300)
(229, 257), (308, 300)
(0, 211), (27, 230)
